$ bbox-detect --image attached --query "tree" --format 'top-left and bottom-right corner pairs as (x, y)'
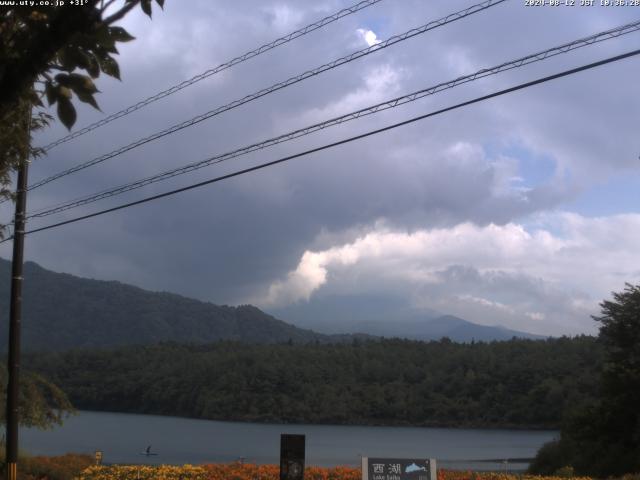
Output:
(0, 363), (74, 429)
(0, 0), (165, 430)
(530, 284), (640, 477)
(0, 0), (164, 211)
(585, 283), (640, 475)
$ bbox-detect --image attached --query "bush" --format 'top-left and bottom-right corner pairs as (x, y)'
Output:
(0, 453), (93, 480)
(528, 440), (572, 475)
(553, 466), (575, 477)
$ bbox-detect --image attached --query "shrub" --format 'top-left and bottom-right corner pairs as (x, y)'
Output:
(528, 440), (572, 475)
(0, 453), (93, 480)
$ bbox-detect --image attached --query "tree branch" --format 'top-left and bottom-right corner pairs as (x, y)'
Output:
(100, 0), (119, 14)
(0, 1), (101, 115)
(103, 0), (139, 26)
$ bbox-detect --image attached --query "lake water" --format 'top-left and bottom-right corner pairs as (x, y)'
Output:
(21, 411), (557, 470)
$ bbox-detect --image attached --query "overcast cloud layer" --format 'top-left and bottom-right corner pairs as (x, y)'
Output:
(2, 0), (639, 336)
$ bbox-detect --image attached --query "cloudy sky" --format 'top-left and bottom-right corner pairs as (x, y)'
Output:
(2, 0), (639, 336)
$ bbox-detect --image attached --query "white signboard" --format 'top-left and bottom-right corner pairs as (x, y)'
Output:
(362, 457), (437, 480)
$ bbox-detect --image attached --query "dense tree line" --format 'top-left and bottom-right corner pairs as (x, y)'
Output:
(529, 284), (640, 477)
(25, 336), (600, 429)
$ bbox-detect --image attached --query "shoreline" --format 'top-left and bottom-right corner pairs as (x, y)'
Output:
(70, 409), (560, 433)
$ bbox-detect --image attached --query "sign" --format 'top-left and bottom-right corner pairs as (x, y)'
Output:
(280, 434), (305, 480)
(361, 457), (436, 480)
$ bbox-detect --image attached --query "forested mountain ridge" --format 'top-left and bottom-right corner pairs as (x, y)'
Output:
(0, 258), (363, 350)
(0, 258), (543, 350)
(26, 336), (601, 429)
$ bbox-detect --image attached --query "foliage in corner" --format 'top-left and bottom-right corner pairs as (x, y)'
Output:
(0, 362), (75, 429)
(0, 0), (165, 215)
(530, 283), (640, 477)
(0, 92), (50, 205)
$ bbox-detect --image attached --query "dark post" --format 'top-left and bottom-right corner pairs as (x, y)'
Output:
(5, 160), (29, 480)
(280, 434), (305, 480)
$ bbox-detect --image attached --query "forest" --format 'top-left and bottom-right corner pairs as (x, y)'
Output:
(25, 336), (600, 429)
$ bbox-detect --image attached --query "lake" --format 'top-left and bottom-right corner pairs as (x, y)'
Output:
(21, 411), (557, 470)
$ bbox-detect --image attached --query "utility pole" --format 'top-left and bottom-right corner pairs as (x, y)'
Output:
(5, 107), (30, 480)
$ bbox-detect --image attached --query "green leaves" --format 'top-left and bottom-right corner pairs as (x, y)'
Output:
(43, 73), (101, 129)
(76, 92), (100, 111)
(86, 52), (101, 78)
(56, 47), (76, 72)
(98, 54), (121, 80)
(141, 0), (152, 17)
(109, 26), (136, 43)
(2, 0), (164, 137)
(58, 85), (72, 99)
(43, 14), (128, 130)
(55, 73), (98, 94)
(45, 83), (57, 106)
(57, 96), (76, 131)
(138, 0), (165, 18)
(40, 68), (106, 130)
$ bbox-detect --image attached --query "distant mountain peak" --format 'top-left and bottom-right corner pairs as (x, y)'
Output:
(269, 294), (546, 342)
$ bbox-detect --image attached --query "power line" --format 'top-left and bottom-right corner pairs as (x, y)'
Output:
(5, 48), (637, 242)
(24, 20), (640, 220)
(24, 0), (506, 194)
(40, 0), (386, 152)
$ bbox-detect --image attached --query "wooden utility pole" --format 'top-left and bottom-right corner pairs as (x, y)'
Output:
(5, 110), (30, 480)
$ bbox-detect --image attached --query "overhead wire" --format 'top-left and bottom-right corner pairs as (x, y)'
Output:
(23, 19), (640, 220)
(40, 0), (387, 152)
(2, 48), (636, 243)
(23, 0), (507, 195)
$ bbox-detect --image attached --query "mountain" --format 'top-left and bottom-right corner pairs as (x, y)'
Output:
(269, 294), (545, 342)
(0, 258), (542, 351)
(0, 258), (363, 351)
(416, 315), (545, 342)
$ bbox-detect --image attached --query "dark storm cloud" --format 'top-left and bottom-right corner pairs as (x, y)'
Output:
(1, 0), (638, 330)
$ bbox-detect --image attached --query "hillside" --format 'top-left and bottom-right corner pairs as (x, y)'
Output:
(26, 336), (601, 429)
(0, 258), (542, 351)
(0, 258), (341, 350)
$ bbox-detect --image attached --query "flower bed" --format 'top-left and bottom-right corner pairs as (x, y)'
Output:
(74, 464), (630, 480)
(76, 464), (360, 480)
(76, 464), (208, 480)
(439, 472), (592, 480)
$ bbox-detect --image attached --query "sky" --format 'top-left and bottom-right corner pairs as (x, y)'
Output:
(1, 0), (640, 336)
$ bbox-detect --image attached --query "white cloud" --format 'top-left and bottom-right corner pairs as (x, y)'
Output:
(254, 212), (640, 335)
(258, 240), (365, 306)
(356, 28), (381, 47)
